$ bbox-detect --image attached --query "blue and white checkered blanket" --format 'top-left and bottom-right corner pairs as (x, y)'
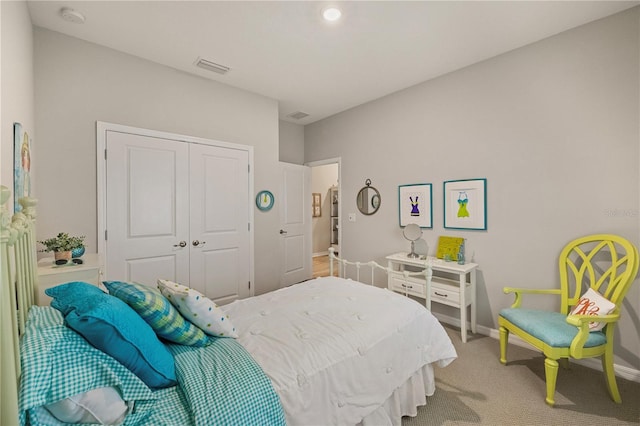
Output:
(165, 338), (286, 426)
(19, 306), (285, 425)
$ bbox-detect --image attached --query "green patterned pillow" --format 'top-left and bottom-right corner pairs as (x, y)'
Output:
(104, 281), (209, 347)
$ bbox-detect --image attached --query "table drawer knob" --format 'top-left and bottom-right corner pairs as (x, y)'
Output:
(434, 291), (448, 298)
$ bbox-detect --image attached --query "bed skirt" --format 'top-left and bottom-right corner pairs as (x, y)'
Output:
(358, 363), (435, 426)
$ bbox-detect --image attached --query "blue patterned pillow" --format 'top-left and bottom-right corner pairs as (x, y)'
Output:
(46, 282), (177, 389)
(19, 306), (157, 425)
(104, 281), (209, 347)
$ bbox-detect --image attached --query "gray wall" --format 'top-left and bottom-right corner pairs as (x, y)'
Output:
(279, 120), (304, 164)
(1, 1), (34, 209)
(33, 28), (283, 295)
(305, 8), (640, 371)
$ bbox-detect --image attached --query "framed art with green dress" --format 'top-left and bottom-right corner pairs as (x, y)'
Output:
(443, 178), (486, 230)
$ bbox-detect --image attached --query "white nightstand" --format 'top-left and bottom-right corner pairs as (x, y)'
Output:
(386, 252), (478, 342)
(37, 253), (102, 306)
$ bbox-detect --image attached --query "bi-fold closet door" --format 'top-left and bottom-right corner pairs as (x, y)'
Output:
(104, 129), (251, 304)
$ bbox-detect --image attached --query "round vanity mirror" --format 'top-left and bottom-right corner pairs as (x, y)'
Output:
(403, 223), (422, 258)
(356, 179), (381, 215)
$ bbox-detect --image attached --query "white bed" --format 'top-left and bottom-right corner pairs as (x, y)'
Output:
(0, 186), (457, 425)
(225, 276), (457, 425)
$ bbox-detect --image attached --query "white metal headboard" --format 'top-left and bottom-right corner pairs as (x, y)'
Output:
(328, 247), (432, 297)
(1, 186), (38, 425)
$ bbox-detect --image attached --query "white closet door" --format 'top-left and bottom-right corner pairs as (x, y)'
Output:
(189, 143), (251, 303)
(105, 131), (190, 286)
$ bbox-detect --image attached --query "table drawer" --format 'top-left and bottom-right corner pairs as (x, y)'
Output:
(389, 274), (425, 298)
(430, 281), (459, 307)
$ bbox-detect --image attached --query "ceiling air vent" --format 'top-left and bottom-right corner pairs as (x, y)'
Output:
(194, 57), (230, 75)
(287, 111), (310, 120)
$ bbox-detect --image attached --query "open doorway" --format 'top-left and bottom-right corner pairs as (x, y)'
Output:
(307, 158), (340, 278)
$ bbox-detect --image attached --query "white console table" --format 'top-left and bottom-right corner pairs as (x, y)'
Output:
(386, 252), (478, 342)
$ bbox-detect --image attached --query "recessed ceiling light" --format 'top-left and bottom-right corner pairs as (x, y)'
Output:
(60, 7), (85, 24)
(322, 7), (342, 22)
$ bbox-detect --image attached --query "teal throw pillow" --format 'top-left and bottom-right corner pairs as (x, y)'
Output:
(104, 280), (209, 347)
(45, 281), (106, 316)
(46, 281), (177, 389)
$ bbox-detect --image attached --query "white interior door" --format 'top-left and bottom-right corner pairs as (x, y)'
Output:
(279, 162), (312, 286)
(189, 143), (251, 303)
(105, 131), (190, 285)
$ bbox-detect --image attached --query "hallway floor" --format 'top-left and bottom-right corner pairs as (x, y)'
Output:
(312, 255), (338, 278)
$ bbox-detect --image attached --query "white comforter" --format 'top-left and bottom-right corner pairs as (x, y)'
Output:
(223, 277), (457, 425)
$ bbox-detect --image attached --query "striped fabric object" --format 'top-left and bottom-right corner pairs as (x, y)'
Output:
(104, 281), (209, 347)
(168, 338), (286, 426)
(19, 306), (156, 426)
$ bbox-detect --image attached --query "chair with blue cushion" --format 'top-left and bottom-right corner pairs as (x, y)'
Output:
(498, 234), (638, 406)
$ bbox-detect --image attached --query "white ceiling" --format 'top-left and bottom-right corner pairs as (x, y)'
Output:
(27, 1), (638, 125)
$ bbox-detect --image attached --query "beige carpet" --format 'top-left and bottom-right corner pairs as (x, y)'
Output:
(403, 325), (640, 425)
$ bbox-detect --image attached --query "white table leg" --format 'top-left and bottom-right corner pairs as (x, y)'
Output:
(425, 266), (432, 311)
(459, 273), (467, 343)
(470, 269), (477, 334)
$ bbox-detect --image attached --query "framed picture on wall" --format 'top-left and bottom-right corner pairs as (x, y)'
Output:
(443, 178), (487, 230)
(398, 183), (432, 228)
(13, 122), (32, 213)
(312, 192), (321, 217)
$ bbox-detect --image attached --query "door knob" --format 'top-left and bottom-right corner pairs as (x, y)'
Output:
(192, 240), (206, 247)
(279, 229), (287, 234)
(173, 241), (187, 247)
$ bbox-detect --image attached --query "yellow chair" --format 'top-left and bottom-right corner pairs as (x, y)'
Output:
(498, 234), (639, 406)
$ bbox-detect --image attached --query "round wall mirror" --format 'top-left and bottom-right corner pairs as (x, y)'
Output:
(356, 179), (381, 215)
(403, 223), (422, 258)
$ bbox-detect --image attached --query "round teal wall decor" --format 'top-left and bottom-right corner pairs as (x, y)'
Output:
(256, 190), (274, 211)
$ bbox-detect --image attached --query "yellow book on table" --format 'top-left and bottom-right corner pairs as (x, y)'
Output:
(436, 236), (464, 260)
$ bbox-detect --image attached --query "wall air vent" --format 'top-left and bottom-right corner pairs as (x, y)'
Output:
(287, 111), (310, 120)
(194, 57), (230, 75)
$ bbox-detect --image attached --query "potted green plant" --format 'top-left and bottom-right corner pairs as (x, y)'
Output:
(38, 232), (85, 261)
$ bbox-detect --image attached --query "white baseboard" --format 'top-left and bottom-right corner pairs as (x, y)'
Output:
(432, 312), (640, 383)
(313, 251), (329, 257)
